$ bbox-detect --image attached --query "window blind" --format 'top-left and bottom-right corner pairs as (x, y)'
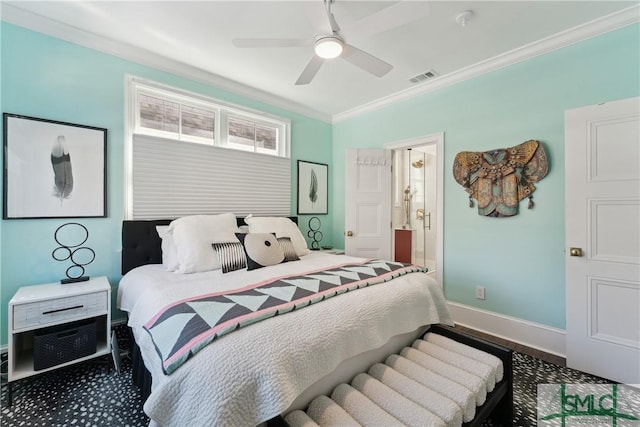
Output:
(131, 134), (291, 219)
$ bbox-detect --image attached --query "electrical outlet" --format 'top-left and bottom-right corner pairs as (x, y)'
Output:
(475, 286), (485, 300)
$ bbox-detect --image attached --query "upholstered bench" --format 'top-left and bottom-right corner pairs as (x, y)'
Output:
(268, 325), (513, 427)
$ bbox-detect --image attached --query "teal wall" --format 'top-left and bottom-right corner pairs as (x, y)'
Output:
(1, 20), (638, 346)
(0, 22), (333, 345)
(331, 24), (640, 329)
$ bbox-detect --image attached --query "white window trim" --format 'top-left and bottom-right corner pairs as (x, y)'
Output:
(123, 75), (291, 219)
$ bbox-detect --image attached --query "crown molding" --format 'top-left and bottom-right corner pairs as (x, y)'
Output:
(2, 3), (637, 125)
(332, 4), (640, 123)
(0, 3), (332, 123)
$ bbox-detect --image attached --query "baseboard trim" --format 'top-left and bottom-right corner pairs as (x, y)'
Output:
(112, 317), (127, 327)
(447, 301), (566, 358)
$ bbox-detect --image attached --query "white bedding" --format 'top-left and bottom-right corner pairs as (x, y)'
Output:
(118, 252), (453, 427)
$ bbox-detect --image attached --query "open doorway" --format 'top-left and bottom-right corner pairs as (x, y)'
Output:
(392, 145), (437, 271)
(385, 133), (443, 286)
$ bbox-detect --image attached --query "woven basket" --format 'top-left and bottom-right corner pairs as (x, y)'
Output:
(34, 319), (97, 371)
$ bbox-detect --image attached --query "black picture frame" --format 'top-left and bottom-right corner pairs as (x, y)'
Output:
(297, 160), (328, 215)
(3, 113), (107, 219)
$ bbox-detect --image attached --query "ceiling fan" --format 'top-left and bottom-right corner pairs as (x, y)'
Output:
(232, 0), (429, 85)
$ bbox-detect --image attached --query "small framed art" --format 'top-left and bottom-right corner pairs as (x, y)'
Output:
(297, 160), (328, 215)
(3, 113), (107, 219)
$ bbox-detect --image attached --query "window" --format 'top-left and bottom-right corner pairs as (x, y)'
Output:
(227, 115), (279, 155)
(138, 94), (215, 144)
(133, 79), (289, 157)
(125, 76), (292, 220)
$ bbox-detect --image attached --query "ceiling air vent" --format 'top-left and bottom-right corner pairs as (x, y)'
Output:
(409, 69), (439, 84)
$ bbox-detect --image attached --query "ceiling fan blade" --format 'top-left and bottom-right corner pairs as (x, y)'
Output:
(295, 55), (324, 85)
(342, 1), (429, 40)
(325, 0), (341, 33)
(306, 0), (341, 35)
(341, 44), (393, 78)
(305, 1), (334, 35)
(327, 10), (341, 33)
(232, 38), (312, 48)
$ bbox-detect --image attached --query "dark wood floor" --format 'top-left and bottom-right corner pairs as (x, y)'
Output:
(446, 324), (566, 366)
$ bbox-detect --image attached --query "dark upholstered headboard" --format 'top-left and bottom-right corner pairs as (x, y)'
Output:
(121, 217), (298, 275)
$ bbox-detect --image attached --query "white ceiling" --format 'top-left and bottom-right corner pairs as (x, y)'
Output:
(2, 1), (638, 121)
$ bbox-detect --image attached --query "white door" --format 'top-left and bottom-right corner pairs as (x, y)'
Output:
(423, 151), (438, 272)
(565, 97), (640, 385)
(345, 149), (392, 259)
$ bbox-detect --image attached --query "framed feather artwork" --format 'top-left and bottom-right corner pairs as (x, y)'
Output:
(297, 160), (328, 215)
(3, 113), (107, 219)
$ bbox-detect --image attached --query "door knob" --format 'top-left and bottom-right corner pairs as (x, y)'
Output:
(346, 231), (353, 237)
(569, 247), (583, 257)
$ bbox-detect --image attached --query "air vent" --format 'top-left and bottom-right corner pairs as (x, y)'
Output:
(409, 69), (439, 84)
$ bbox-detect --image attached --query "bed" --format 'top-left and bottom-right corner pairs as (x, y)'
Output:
(118, 215), (512, 427)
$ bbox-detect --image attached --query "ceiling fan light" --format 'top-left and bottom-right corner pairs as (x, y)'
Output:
(314, 37), (343, 59)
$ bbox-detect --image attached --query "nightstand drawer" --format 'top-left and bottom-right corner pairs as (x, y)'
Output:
(12, 291), (108, 330)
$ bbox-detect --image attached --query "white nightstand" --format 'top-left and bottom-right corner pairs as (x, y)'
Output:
(7, 276), (112, 405)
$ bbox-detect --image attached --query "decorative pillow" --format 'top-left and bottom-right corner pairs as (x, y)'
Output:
(277, 237), (300, 262)
(156, 225), (179, 272)
(168, 213), (240, 274)
(245, 216), (310, 257)
(212, 241), (247, 273)
(235, 233), (284, 271)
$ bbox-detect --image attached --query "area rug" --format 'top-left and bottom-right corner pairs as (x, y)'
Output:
(485, 351), (612, 426)
(0, 347), (626, 426)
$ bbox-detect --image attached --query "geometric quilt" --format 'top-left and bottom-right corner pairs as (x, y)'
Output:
(144, 259), (426, 374)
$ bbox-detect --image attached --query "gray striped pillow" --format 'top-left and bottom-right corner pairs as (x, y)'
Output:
(212, 241), (247, 273)
(277, 237), (300, 262)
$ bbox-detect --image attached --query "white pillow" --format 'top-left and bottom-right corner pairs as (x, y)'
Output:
(168, 213), (240, 274)
(245, 216), (310, 257)
(156, 225), (179, 272)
